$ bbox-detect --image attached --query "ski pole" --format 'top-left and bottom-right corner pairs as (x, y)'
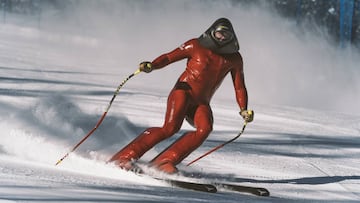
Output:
(186, 110), (253, 166)
(55, 69), (142, 166)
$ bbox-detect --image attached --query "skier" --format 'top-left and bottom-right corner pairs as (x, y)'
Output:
(109, 18), (254, 174)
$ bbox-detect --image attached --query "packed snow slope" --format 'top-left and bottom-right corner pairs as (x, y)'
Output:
(0, 1), (359, 202)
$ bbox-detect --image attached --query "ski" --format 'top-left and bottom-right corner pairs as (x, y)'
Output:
(129, 165), (268, 195)
(156, 177), (217, 193)
(131, 168), (217, 193)
(180, 171), (270, 196)
(144, 175), (271, 195)
(215, 182), (270, 196)
(157, 178), (269, 196)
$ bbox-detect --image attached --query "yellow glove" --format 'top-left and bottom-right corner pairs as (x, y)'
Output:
(139, 61), (153, 73)
(240, 109), (254, 123)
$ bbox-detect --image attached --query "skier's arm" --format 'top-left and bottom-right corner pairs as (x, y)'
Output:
(139, 40), (194, 73)
(152, 40), (194, 69)
(231, 55), (253, 123)
(231, 53), (248, 111)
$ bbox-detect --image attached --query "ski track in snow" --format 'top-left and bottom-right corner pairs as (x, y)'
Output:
(1, 6), (360, 203)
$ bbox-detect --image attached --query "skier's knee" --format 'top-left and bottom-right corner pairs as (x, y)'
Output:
(161, 124), (181, 138)
(197, 125), (212, 137)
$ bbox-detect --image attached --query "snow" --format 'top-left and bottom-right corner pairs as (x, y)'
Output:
(1, 1), (360, 202)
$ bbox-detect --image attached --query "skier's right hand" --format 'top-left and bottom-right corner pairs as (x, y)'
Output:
(139, 61), (153, 73)
(240, 109), (254, 123)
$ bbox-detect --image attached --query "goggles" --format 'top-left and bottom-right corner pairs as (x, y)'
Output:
(212, 25), (233, 44)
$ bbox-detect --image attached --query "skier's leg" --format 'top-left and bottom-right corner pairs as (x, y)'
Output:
(109, 89), (189, 169)
(150, 104), (213, 173)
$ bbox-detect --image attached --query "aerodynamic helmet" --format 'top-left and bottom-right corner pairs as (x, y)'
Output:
(198, 18), (239, 54)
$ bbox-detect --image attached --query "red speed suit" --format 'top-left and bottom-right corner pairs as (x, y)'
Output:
(109, 38), (248, 173)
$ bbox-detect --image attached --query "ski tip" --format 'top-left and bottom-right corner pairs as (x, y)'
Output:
(258, 188), (270, 196)
(202, 184), (217, 193)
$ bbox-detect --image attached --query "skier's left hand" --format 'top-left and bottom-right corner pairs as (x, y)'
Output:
(240, 109), (254, 123)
